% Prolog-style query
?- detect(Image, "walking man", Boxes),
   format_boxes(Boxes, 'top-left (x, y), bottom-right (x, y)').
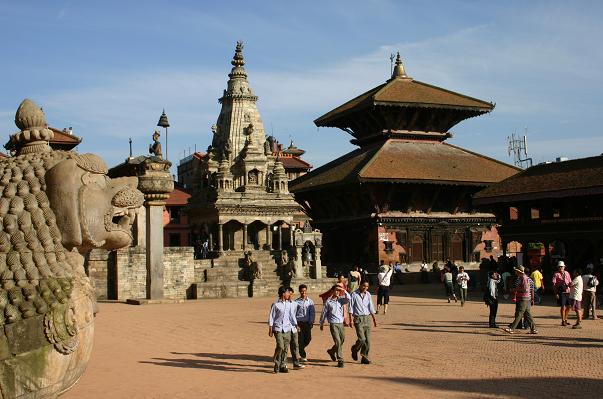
top-left (294, 284), bottom-right (315, 362)
top-left (268, 286), bottom-right (297, 373)
top-left (320, 284), bottom-right (350, 368)
top-left (504, 265), bottom-right (537, 334)
top-left (376, 264), bottom-right (394, 314)
top-left (456, 266), bottom-right (470, 306)
top-left (286, 287), bottom-right (305, 369)
top-left (350, 280), bottom-right (378, 364)
top-left (569, 268), bottom-right (584, 329)
top-left (552, 261), bottom-right (572, 326)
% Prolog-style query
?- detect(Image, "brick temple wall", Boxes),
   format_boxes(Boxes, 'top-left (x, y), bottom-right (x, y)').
top-left (87, 246), bottom-right (196, 301)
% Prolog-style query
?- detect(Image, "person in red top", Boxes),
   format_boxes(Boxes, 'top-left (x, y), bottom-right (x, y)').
top-left (552, 261), bottom-right (572, 326)
top-left (503, 265), bottom-right (537, 334)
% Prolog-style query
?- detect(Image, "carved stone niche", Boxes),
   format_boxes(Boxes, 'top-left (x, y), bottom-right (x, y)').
top-left (0, 99), bottom-right (144, 399)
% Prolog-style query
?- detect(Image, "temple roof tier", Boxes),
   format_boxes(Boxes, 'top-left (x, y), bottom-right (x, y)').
top-left (314, 60), bottom-right (494, 140)
top-left (289, 138), bottom-right (519, 193)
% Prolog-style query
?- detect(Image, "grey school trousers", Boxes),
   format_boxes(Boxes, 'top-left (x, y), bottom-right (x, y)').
top-left (329, 323), bottom-right (345, 360)
top-left (353, 315), bottom-right (371, 359)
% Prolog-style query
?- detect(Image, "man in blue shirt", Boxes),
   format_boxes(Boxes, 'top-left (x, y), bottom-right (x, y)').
top-left (294, 284), bottom-right (315, 363)
top-left (286, 287), bottom-right (305, 369)
top-left (320, 284), bottom-right (350, 368)
top-left (350, 280), bottom-right (378, 364)
top-left (268, 286), bottom-right (298, 373)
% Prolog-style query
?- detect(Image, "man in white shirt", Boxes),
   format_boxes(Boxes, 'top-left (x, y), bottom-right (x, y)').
top-left (456, 266), bottom-right (470, 307)
top-left (570, 268), bottom-right (584, 329)
top-left (376, 264), bottom-right (394, 314)
top-left (350, 281), bottom-right (377, 364)
top-left (582, 265), bottom-right (599, 320)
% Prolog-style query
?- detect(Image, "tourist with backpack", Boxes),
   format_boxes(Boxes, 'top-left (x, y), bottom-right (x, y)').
top-left (553, 261), bottom-right (572, 326)
top-left (503, 265), bottom-right (537, 334)
top-left (581, 265), bottom-right (599, 320)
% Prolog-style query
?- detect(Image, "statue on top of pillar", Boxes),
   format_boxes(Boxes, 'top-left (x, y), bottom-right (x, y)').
top-left (149, 130), bottom-right (163, 159)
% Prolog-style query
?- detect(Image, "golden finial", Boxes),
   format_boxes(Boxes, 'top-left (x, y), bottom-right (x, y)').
top-left (391, 52), bottom-right (408, 78)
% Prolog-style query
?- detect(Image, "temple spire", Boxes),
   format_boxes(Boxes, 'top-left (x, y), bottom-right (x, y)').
top-left (391, 52), bottom-right (408, 79)
top-left (231, 41), bottom-right (245, 67)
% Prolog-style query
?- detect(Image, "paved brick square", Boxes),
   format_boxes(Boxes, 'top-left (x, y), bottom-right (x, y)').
top-left (63, 285), bottom-right (603, 398)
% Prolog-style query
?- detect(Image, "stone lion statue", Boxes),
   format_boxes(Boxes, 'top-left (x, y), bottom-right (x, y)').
top-left (0, 99), bottom-right (144, 398)
top-left (243, 250), bottom-right (262, 280)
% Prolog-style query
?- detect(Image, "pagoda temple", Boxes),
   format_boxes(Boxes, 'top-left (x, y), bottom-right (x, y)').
top-left (289, 54), bottom-right (519, 271)
top-left (187, 43), bottom-right (328, 297)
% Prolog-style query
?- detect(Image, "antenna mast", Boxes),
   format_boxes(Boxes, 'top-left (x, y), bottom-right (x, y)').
top-left (507, 127), bottom-right (533, 168)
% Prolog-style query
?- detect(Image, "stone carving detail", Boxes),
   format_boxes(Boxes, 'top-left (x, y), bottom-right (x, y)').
top-left (0, 99), bottom-right (145, 399)
top-left (244, 251), bottom-right (262, 280)
top-left (43, 303), bottom-right (79, 354)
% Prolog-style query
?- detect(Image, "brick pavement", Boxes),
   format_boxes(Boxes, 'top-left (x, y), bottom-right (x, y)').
top-left (62, 284), bottom-right (603, 399)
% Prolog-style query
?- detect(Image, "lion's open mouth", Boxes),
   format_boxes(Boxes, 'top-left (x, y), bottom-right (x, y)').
top-left (105, 208), bottom-right (137, 237)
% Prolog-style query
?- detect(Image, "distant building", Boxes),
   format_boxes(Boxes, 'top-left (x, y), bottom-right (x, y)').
top-left (4, 126), bottom-right (81, 153)
top-left (290, 54), bottom-right (519, 271)
top-left (163, 184), bottom-right (192, 247)
top-left (474, 154), bottom-right (603, 273)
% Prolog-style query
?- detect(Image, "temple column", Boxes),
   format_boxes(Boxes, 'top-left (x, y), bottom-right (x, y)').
top-left (277, 225), bottom-right (283, 251)
top-left (295, 245), bottom-right (303, 277)
top-left (209, 232), bottom-right (213, 252)
top-left (137, 158), bottom-right (173, 301)
top-left (314, 246), bottom-right (323, 279)
top-left (242, 223), bottom-right (248, 251)
top-left (218, 223), bottom-right (224, 254)
top-left (289, 226), bottom-right (295, 249)
top-left (264, 224), bottom-right (271, 250)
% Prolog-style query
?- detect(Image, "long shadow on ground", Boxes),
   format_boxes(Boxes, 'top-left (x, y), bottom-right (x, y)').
top-left (362, 376), bottom-right (603, 398)
top-left (140, 352), bottom-right (333, 373)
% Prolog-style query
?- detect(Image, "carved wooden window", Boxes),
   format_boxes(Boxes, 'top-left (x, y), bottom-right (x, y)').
top-left (509, 207), bottom-right (518, 220)
top-left (451, 235), bottom-right (463, 261)
top-left (383, 240), bottom-right (394, 253)
top-left (530, 208), bottom-right (540, 220)
top-left (484, 240), bottom-right (493, 253)
top-left (411, 235), bottom-right (423, 263)
top-left (431, 234), bottom-right (443, 261)
top-left (553, 208), bottom-right (560, 218)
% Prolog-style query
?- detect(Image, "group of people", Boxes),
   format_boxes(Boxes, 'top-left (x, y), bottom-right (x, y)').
top-left (440, 260), bottom-right (471, 306)
top-left (268, 276), bottom-right (380, 372)
top-left (484, 260), bottom-right (599, 333)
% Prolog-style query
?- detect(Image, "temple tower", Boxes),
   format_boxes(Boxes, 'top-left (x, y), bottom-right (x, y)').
top-left (187, 43), bottom-right (328, 297)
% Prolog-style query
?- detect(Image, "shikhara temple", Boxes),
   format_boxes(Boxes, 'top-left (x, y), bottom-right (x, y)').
top-left (186, 42), bottom-right (331, 297)
top-left (289, 54), bottom-right (519, 271)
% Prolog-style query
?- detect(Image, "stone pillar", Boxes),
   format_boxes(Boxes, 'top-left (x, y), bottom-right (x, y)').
top-left (289, 226), bottom-right (295, 249)
top-left (137, 158), bottom-right (173, 300)
top-left (264, 224), bottom-right (271, 250)
top-left (243, 223), bottom-right (248, 251)
top-left (314, 246), bottom-right (323, 279)
top-left (277, 225), bottom-right (282, 251)
top-left (295, 246), bottom-right (303, 277)
top-left (209, 232), bottom-right (213, 252)
top-left (218, 223), bottom-right (224, 254)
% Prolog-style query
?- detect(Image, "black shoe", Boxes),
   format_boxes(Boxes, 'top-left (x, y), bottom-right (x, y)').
top-left (337, 360), bottom-right (344, 368)
top-left (327, 349), bottom-right (336, 361)
top-left (279, 367), bottom-right (289, 373)
top-left (351, 345), bottom-right (358, 361)
top-left (361, 357), bottom-right (371, 365)
top-left (273, 364), bottom-right (279, 374)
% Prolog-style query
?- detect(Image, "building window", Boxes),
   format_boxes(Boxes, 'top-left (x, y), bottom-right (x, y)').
top-left (484, 240), bottom-right (493, 253)
top-left (553, 208), bottom-right (560, 218)
top-left (530, 208), bottom-right (540, 220)
top-left (509, 207), bottom-right (518, 220)
top-left (170, 207), bottom-right (180, 223)
top-left (383, 240), bottom-right (394, 253)
top-left (169, 233), bottom-right (181, 247)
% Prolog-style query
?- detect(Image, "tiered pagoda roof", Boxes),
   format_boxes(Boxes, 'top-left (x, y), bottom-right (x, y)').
top-left (314, 53), bottom-right (494, 143)
top-left (290, 53), bottom-right (517, 193)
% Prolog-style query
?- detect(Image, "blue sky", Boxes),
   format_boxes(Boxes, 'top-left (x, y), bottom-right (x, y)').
top-left (1, 1), bottom-right (602, 173)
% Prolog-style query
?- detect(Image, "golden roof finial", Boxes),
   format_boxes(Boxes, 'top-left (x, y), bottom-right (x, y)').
top-left (231, 41), bottom-right (245, 67)
top-left (391, 52), bottom-right (408, 79)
